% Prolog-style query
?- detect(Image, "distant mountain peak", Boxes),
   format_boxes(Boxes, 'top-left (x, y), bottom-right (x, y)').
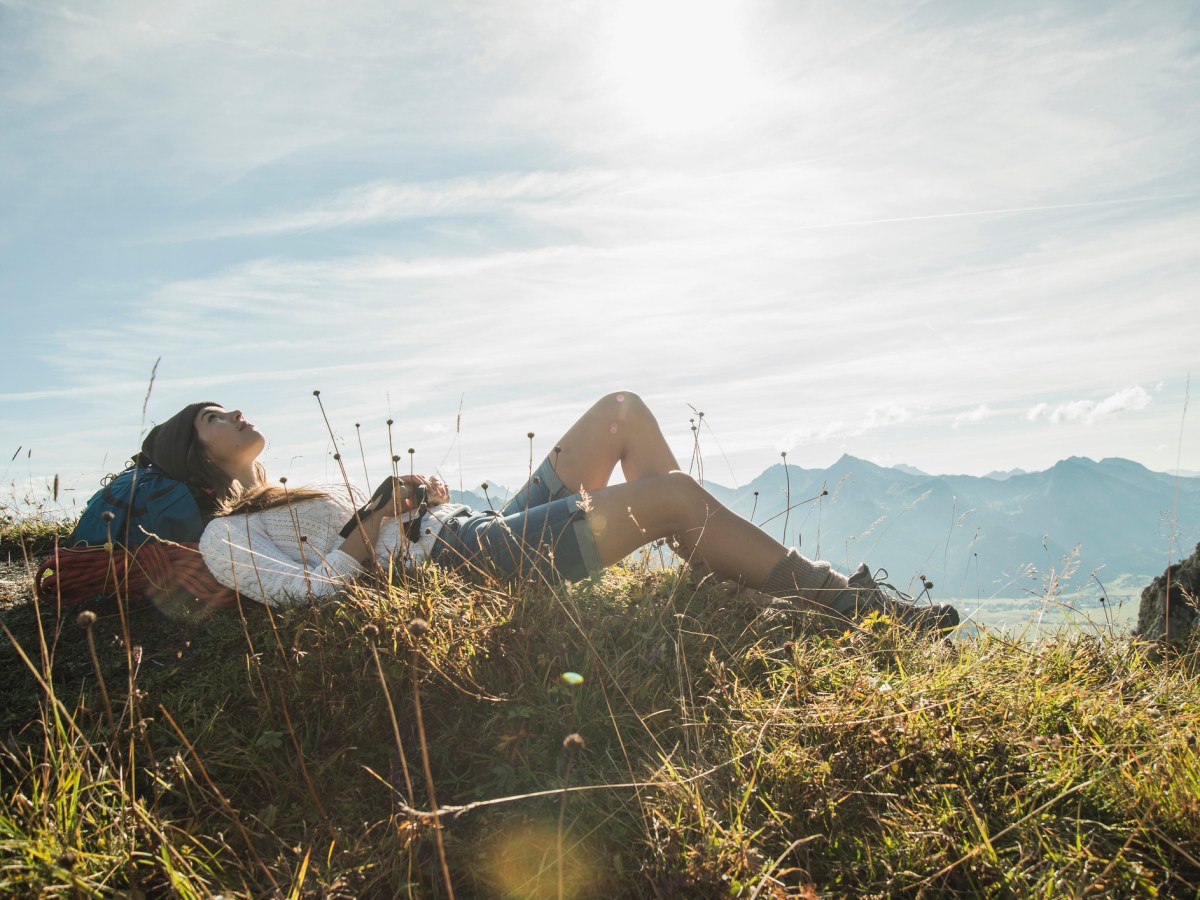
top-left (1049, 456), bottom-right (1096, 473)
top-left (830, 452), bottom-right (877, 470)
top-left (983, 467), bottom-right (1029, 481)
top-left (1098, 457), bottom-right (1151, 473)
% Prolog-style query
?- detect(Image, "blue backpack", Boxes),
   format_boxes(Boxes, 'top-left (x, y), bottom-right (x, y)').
top-left (69, 465), bottom-right (205, 548)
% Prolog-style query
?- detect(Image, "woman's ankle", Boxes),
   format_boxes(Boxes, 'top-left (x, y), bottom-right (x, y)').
top-left (761, 549), bottom-right (849, 600)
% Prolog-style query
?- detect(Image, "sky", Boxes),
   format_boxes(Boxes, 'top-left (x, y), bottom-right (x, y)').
top-left (1, 0), bottom-right (1197, 515)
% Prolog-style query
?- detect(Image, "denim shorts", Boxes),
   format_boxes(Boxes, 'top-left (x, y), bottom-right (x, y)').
top-left (430, 457), bottom-right (602, 584)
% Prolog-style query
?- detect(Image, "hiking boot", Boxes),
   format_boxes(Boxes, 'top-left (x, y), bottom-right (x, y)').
top-left (840, 564), bottom-right (960, 636)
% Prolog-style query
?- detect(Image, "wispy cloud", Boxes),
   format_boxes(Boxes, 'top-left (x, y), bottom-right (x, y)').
top-left (1027, 387), bottom-right (1153, 425)
top-left (187, 171), bottom-right (624, 239)
top-left (776, 403), bottom-right (915, 452)
top-left (954, 405), bottom-right (993, 427)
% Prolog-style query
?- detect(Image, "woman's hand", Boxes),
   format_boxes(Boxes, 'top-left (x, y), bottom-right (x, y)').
top-left (338, 475), bottom-right (447, 567)
top-left (400, 474), bottom-right (450, 507)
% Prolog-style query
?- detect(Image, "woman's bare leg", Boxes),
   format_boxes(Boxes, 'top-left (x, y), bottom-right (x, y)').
top-left (548, 400), bottom-right (956, 630)
top-left (546, 394), bottom-right (794, 587)
top-left (583, 472), bottom-right (787, 588)
top-left (546, 391), bottom-right (681, 494)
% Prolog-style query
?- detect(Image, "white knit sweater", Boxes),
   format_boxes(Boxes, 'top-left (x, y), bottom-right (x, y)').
top-left (199, 492), bottom-right (469, 607)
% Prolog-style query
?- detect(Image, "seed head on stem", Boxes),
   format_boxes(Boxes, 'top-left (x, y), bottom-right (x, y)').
top-left (562, 733), bottom-right (586, 755)
top-left (78, 609), bottom-right (115, 739)
top-left (408, 617), bottom-right (431, 638)
top-left (405, 616), bottom-right (453, 897)
top-left (558, 731), bottom-right (587, 899)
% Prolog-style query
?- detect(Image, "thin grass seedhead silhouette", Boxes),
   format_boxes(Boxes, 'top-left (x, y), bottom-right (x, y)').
top-left (355, 422), bottom-right (370, 485)
top-left (558, 732), bottom-right (586, 900)
top-left (687, 410), bottom-right (705, 486)
top-left (781, 451), bottom-right (790, 547)
top-left (77, 610), bottom-right (115, 739)
top-left (407, 616), bottom-right (455, 899)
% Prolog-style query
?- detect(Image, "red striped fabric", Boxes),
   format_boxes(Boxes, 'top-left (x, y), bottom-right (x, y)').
top-left (34, 542), bottom-right (238, 609)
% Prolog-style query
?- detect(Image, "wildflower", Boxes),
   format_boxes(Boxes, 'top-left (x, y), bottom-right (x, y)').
top-left (562, 733), bottom-right (586, 755)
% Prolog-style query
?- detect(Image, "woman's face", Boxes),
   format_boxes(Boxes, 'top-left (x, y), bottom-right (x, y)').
top-left (194, 405), bottom-right (265, 472)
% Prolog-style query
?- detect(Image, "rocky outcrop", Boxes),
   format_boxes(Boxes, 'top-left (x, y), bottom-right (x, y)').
top-left (1136, 543), bottom-right (1200, 643)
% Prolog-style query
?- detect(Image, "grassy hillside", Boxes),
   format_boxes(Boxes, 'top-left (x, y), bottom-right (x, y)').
top-left (1, 531), bottom-right (1198, 897)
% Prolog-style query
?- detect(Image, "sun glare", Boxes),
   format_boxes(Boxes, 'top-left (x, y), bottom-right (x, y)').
top-left (606, 0), bottom-right (756, 135)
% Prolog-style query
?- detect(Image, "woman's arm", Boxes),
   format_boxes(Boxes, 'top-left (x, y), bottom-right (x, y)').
top-left (199, 498), bottom-right (385, 606)
top-left (335, 507), bottom-right (390, 567)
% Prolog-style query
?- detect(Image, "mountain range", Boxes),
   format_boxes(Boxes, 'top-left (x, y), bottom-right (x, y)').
top-left (452, 456), bottom-right (1199, 601)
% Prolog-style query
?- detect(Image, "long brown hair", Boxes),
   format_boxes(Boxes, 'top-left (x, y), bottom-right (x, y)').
top-left (214, 483), bottom-right (332, 517)
top-left (183, 445), bottom-right (269, 516)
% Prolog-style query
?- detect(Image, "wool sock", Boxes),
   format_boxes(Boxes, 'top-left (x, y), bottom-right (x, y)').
top-left (761, 549), bottom-right (852, 613)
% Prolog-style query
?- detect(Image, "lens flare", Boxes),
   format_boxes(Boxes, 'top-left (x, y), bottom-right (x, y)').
top-left (479, 821), bottom-right (602, 899)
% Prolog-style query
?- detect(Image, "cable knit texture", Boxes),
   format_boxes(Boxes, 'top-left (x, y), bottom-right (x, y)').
top-left (199, 492), bottom-right (469, 607)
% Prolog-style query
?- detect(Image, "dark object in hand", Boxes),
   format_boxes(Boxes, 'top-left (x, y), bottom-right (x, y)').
top-left (340, 479), bottom-right (428, 538)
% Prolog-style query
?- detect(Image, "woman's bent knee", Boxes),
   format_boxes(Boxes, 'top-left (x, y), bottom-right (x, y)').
top-left (595, 390), bottom-right (651, 426)
top-left (598, 390), bottom-right (644, 410)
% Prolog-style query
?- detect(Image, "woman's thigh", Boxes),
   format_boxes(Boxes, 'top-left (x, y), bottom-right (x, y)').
top-left (432, 495), bottom-right (602, 583)
top-left (503, 392), bottom-right (679, 504)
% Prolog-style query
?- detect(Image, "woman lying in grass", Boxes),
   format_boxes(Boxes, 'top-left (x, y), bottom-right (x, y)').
top-left (180, 392), bottom-right (958, 632)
